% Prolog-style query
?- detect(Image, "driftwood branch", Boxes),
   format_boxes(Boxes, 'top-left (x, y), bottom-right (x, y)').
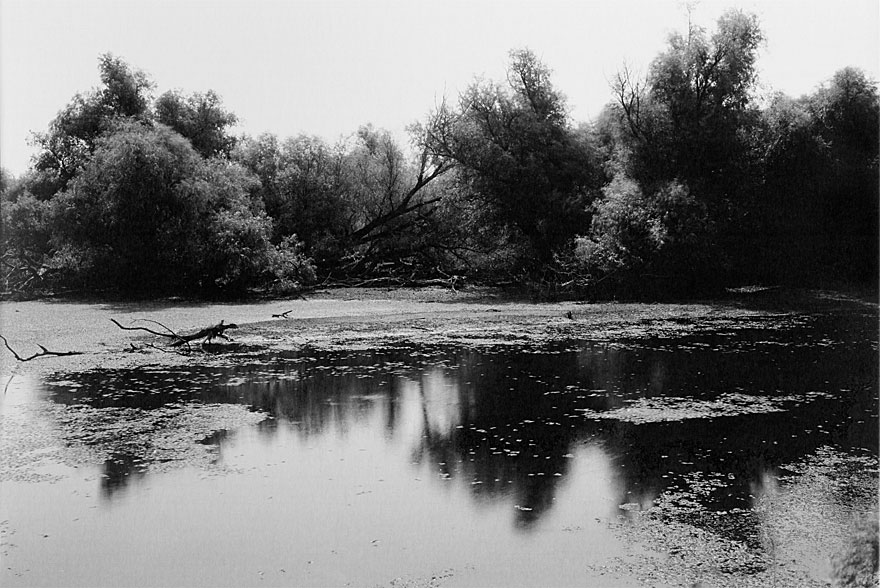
top-left (0, 334), bottom-right (82, 362)
top-left (272, 310), bottom-right (293, 319)
top-left (170, 320), bottom-right (238, 346)
top-left (110, 318), bottom-right (182, 341)
top-left (111, 318), bottom-right (238, 348)
top-left (133, 319), bottom-right (181, 337)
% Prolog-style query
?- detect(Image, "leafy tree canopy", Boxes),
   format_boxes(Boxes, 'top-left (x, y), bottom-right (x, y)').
top-left (424, 48), bottom-right (603, 266)
top-left (30, 54), bottom-right (155, 197)
top-left (156, 89), bottom-right (239, 158)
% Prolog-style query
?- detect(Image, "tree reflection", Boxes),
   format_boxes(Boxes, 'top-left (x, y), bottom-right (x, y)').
top-left (44, 318), bottom-right (878, 536)
top-left (99, 453), bottom-right (147, 498)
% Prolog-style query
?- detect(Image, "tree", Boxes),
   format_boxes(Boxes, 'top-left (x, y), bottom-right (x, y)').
top-left (49, 122), bottom-right (207, 291)
top-left (749, 68), bottom-right (879, 283)
top-left (611, 9), bottom-right (763, 193)
top-left (340, 124), bottom-right (452, 274)
top-left (49, 122), bottom-right (313, 294)
top-left (750, 93), bottom-right (830, 280)
top-left (795, 69), bottom-right (877, 281)
top-left (0, 168), bottom-right (13, 195)
top-left (234, 132), bottom-right (350, 267)
top-left (30, 53), bottom-right (154, 197)
top-left (5, 53), bottom-right (320, 296)
top-left (97, 53), bottom-right (153, 119)
top-left (423, 49), bottom-right (602, 269)
top-left (235, 124), bottom-right (453, 278)
top-left (568, 175), bottom-right (709, 296)
top-left (810, 67), bottom-right (880, 159)
top-left (599, 10), bottom-right (765, 289)
top-left (156, 89), bottom-right (239, 158)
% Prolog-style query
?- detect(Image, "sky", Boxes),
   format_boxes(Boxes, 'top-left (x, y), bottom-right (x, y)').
top-left (1, 0), bottom-right (878, 176)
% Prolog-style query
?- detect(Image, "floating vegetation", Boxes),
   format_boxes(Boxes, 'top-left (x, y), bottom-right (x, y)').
top-left (595, 514), bottom-right (820, 588)
top-left (0, 399), bottom-right (267, 483)
top-left (594, 446), bottom-right (879, 588)
top-left (249, 306), bottom-right (819, 355)
top-left (576, 391), bottom-right (836, 424)
top-left (755, 447), bottom-right (879, 587)
top-left (51, 401), bottom-right (267, 471)
top-left (0, 402), bottom-right (101, 483)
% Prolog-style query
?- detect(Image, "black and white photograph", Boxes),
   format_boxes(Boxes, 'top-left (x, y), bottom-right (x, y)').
top-left (1, 1), bottom-right (877, 586)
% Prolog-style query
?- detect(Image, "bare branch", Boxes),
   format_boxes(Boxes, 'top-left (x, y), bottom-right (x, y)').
top-left (133, 318), bottom-right (181, 338)
top-left (110, 318), bottom-right (182, 341)
top-left (170, 320), bottom-right (239, 347)
top-left (111, 317), bottom-right (237, 348)
top-left (0, 334), bottom-right (82, 362)
top-left (612, 64), bottom-right (648, 139)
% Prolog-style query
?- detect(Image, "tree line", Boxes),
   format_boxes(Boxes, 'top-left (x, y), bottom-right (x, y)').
top-left (2, 10), bottom-right (877, 298)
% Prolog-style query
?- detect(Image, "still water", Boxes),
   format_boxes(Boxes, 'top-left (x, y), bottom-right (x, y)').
top-left (2, 308), bottom-right (877, 586)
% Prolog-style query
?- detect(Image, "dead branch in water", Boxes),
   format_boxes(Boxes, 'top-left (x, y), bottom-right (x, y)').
top-left (170, 320), bottom-right (238, 346)
top-left (111, 318), bottom-right (238, 349)
top-left (0, 334), bottom-right (82, 362)
top-left (110, 318), bottom-right (183, 342)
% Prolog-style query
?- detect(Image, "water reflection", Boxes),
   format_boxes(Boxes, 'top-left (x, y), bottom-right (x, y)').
top-left (100, 453), bottom-right (147, 497)
top-left (44, 311), bottom-right (878, 537)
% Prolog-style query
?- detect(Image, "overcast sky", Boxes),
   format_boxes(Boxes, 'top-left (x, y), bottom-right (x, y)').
top-left (1, 0), bottom-right (877, 176)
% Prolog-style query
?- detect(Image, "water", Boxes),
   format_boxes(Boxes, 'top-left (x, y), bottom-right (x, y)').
top-left (1, 309), bottom-right (877, 586)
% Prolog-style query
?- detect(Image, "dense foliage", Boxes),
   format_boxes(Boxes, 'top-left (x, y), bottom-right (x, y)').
top-left (2, 10), bottom-right (877, 298)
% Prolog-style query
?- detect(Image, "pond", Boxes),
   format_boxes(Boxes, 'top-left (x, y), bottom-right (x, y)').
top-left (1, 307), bottom-right (877, 587)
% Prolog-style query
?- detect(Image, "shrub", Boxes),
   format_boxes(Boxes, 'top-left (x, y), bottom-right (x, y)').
top-left (43, 122), bottom-right (315, 295)
top-left (566, 176), bottom-right (711, 297)
top-left (267, 235), bottom-right (317, 294)
top-left (0, 192), bottom-right (53, 292)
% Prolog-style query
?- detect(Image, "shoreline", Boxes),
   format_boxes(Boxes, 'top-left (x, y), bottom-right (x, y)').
top-left (1, 286), bottom-right (875, 379)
